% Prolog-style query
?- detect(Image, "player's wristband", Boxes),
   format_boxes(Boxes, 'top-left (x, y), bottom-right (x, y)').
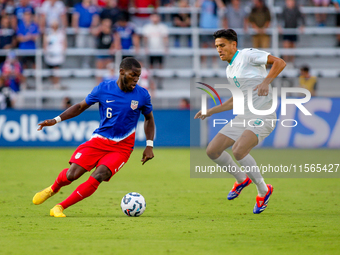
top-left (54, 116), bottom-right (62, 123)
top-left (146, 140), bottom-right (154, 147)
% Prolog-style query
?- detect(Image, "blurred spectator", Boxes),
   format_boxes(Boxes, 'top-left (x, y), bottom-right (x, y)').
top-left (0, 15), bottom-right (16, 63)
top-left (14, 0), bottom-right (35, 28)
top-left (142, 13), bottom-right (168, 69)
top-left (73, 0), bottom-right (100, 68)
top-left (279, 0), bottom-right (304, 66)
top-left (299, 65), bottom-right (317, 97)
top-left (0, 77), bottom-right (12, 109)
top-left (4, 0), bottom-right (15, 16)
top-left (43, 20), bottom-right (67, 89)
top-left (62, 96), bottom-right (72, 109)
top-left (0, 51), bottom-right (24, 107)
top-left (31, 0), bottom-right (44, 8)
top-left (99, 0), bottom-right (121, 26)
top-left (223, 0), bottom-right (248, 49)
top-left (17, 10), bottom-right (39, 68)
top-left (132, 0), bottom-right (160, 28)
top-left (248, 0), bottom-right (271, 48)
top-left (92, 18), bottom-right (116, 83)
top-left (96, 0), bottom-right (107, 7)
top-left (73, 0), bottom-right (99, 31)
top-left (0, 0), bottom-right (6, 16)
top-left (4, 0), bottom-right (16, 28)
top-left (334, 0), bottom-right (340, 46)
top-left (179, 98), bottom-right (190, 109)
top-left (172, 0), bottom-right (191, 47)
top-left (39, 0), bottom-right (67, 32)
top-left (63, 0), bottom-right (77, 27)
top-left (161, 0), bottom-right (175, 6)
top-left (197, 0), bottom-right (224, 29)
top-left (114, 12), bottom-right (140, 55)
top-left (196, 0), bottom-right (225, 68)
top-left (313, 0), bottom-right (330, 26)
top-left (139, 61), bottom-right (155, 96)
top-left (117, 0), bottom-right (130, 10)
top-left (102, 62), bottom-right (118, 81)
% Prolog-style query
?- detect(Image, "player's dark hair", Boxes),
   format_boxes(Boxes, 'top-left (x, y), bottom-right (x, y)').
top-left (213, 29), bottom-right (238, 45)
top-left (120, 57), bottom-right (141, 70)
top-left (301, 65), bottom-right (309, 72)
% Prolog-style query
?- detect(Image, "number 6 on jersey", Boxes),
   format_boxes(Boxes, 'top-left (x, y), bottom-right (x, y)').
top-left (106, 107), bottom-right (112, 118)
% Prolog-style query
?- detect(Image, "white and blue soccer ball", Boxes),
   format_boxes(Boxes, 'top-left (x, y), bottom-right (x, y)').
top-left (120, 192), bottom-right (146, 217)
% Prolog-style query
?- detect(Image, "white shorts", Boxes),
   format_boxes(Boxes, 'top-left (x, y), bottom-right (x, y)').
top-left (219, 112), bottom-right (277, 143)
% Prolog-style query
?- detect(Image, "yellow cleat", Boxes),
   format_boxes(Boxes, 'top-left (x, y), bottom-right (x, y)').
top-left (32, 185), bottom-right (56, 205)
top-left (50, 205), bottom-right (66, 217)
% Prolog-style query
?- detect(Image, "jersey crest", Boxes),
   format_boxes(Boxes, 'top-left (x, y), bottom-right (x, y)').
top-left (131, 100), bottom-right (139, 110)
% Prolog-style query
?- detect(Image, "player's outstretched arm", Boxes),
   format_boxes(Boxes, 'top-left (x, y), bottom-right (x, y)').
top-left (37, 100), bottom-right (91, 131)
top-left (254, 55), bottom-right (286, 96)
top-left (141, 112), bottom-right (155, 165)
top-left (194, 97), bottom-right (233, 120)
top-left (265, 55), bottom-right (286, 82)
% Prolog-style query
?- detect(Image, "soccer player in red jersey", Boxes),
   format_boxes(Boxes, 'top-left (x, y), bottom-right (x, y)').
top-left (33, 57), bottom-right (155, 217)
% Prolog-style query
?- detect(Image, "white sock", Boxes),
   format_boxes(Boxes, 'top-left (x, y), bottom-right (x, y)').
top-left (237, 154), bottom-right (268, 197)
top-left (212, 151), bottom-right (247, 183)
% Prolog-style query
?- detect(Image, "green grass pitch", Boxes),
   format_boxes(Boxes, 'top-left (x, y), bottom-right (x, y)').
top-left (0, 148), bottom-right (339, 255)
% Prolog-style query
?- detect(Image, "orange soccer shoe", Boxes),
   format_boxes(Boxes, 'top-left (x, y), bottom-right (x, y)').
top-left (227, 177), bottom-right (252, 200)
top-left (253, 184), bottom-right (274, 214)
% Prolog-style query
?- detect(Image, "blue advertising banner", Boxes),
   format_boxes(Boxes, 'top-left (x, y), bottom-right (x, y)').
top-left (0, 110), bottom-right (190, 147)
top-left (208, 97), bottom-right (340, 148)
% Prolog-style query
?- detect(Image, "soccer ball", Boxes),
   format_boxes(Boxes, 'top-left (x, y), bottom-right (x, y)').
top-left (120, 192), bottom-right (146, 217)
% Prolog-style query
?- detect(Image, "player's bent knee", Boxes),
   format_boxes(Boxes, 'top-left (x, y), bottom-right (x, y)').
top-left (232, 149), bottom-right (246, 161)
top-left (91, 166), bottom-right (112, 183)
top-left (233, 152), bottom-right (244, 161)
top-left (206, 146), bottom-right (221, 160)
top-left (66, 171), bottom-right (75, 181)
top-left (232, 145), bottom-right (246, 161)
top-left (66, 164), bottom-right (87, 181)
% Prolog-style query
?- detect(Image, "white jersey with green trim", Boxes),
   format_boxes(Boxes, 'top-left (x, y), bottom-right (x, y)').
top-left (226, 48), bottom-right (273, 117)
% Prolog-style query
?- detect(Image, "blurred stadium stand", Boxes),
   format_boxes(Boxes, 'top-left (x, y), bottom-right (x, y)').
top-left (1, 4), bottom-right (340, 109)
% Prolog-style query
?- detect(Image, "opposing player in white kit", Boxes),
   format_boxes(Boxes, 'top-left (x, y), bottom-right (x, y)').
top-left (195, 29), bottom-right (286, 214)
